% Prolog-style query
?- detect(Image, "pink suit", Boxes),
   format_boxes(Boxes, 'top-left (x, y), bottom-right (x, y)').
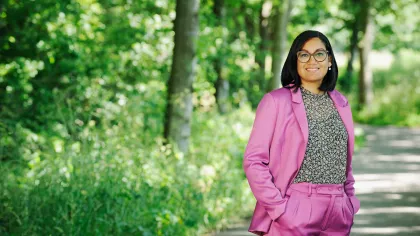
top-left (243, 87), bottom-right (360, 235)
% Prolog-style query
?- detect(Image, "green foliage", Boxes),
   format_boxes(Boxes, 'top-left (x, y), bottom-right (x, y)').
top-left (0, 80), bottom-right (255, 235)
top-left (355, 50), bottom-right (420, 126)
top-left (373, 0), bottom-right (420, 52)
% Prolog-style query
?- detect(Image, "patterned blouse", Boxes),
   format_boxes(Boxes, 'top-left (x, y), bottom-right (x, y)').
top-left (293, 86), bottom-right (348, 184)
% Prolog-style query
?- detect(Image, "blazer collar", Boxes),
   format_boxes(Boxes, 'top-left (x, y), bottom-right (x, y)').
top-left (328, 90), bottom-right (348, 107)
top-left (290, 87), bottom-right (348, 107)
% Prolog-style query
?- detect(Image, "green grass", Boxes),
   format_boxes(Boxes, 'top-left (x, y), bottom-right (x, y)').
top-left (0, 83), bottom-right (255, 235)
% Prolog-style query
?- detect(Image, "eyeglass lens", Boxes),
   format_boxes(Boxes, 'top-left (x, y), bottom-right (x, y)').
top-left (297, 50), bottom-right (327, 62)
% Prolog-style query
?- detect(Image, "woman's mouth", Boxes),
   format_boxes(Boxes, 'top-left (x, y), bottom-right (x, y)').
top-left (306, 68), bottom-right (319, 72)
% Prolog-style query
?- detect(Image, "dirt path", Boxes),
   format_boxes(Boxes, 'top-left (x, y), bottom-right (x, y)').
top-left (212, 125), bottom-right (420, 236)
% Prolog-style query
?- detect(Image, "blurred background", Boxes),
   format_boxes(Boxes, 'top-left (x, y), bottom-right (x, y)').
top-left (0, 0), bottom-right (419, 235)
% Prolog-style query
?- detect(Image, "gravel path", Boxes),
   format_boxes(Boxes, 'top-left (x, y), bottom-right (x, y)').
top-left (212, 125), bottom-right (420, 236)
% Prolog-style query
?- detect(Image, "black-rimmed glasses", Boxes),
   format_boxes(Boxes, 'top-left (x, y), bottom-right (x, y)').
top-left (297, 50), bottom-right (329, 63)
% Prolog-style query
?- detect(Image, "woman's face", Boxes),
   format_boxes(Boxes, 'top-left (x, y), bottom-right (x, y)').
top-left (297, 37), bottom-right (332, 85)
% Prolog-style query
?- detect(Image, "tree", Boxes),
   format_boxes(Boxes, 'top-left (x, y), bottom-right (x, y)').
top-left (213, 0), bottom-right (229, 114)
top-left (358, 0), bottom-right (374, 110)
top-left (267, 0), bottom-right (293, 92)
top-left (255, 0), bottom-right (272, 93)
top-left (164, 0), bottom-right (200, 154)
top-left (338, 0), bottom-right (361, 93)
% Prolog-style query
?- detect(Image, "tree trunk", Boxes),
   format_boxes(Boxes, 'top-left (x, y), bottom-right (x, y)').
top-left (341, 2), bottom-right (360, 93)
top-left (254, 0), bottom-right (271, 93)
top-left (267, 0), bottom-right (293, 92)
top-left (242, 2), bottom-right (255, 43)
top-left (213, 0), bottom-right (229, 114)
top-left (164, 0), bottom-right (200, 154)
top-left (358, 0), bottom-right (374, 110)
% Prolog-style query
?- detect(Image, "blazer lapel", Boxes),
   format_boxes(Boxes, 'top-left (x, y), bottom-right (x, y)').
top-left (291, 88), bottom-right (309, 144)
top-left (328, 90), bottom-right (355, 165)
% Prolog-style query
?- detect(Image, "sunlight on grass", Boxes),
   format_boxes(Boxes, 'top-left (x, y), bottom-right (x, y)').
top-left (358, 207), bottom-right (420, 215)
top-left (352, 226), bottom-right (420, 234)
top-left (355, 173), bottom-right (420, 194)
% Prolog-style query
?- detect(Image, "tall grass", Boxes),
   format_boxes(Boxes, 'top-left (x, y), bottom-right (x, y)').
top-left (0, 80), bottom-right (255, 235)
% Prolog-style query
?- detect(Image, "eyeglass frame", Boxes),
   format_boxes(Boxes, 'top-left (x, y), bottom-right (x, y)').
top-left (296, 49), bottom-right (329, 63)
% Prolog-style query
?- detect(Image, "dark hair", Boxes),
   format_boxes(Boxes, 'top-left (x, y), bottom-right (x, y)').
top-left (281, 30), bottom-right (338, 92)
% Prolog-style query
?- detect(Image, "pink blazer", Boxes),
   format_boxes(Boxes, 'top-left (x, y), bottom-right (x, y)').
top-left (243, 86), bottom-right (361, 234)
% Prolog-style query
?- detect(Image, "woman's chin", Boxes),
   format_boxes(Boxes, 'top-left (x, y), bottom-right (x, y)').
top-left (300, 77), bottom-right (324, 84)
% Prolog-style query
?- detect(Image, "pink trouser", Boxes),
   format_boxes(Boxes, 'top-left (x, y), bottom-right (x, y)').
top-left (266, 182), bottom-right (354, 236)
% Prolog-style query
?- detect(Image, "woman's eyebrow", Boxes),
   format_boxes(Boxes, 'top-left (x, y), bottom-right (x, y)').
top-left (300, 48), bottom-right (326, 52)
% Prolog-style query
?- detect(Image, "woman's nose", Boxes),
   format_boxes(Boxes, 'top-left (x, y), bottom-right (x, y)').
top-left (307, 55), bottom-right (317, 63)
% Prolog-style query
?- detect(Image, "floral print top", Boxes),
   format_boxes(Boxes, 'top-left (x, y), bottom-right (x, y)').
top-left (293, 86), bottom-right (348, 184)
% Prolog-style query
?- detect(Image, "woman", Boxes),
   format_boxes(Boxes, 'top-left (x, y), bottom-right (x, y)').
top-left (243, 30), bottom-right (360, 235)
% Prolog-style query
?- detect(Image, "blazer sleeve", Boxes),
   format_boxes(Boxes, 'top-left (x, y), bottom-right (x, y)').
top-left (243, 93), bottom-right (288, 222)
top-left (344, 104), bottom-right (361, 214)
